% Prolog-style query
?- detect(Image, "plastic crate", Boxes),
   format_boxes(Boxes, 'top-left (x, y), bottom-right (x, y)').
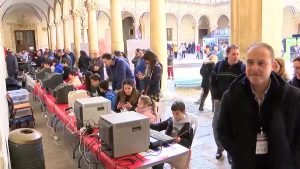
top-left (7, 89), bottom-right (30, 104)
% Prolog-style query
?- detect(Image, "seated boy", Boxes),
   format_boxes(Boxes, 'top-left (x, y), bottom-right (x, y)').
top-left (99, 80), bottom-right (116, 110)
top-left (68, 69), bottom-right (82, 87)
top-left (150, 101), bottom-right (194, 169)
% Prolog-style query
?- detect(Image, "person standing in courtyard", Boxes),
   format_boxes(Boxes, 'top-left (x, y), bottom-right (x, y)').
top-left (217, 43), bottom-right (300, 169)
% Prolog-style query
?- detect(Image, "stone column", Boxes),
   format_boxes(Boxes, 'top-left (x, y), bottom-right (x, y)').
top-left (86, 0), bottom-right (99, 56)
top-left (55, 20), bottom-right (64, 49)
top-left (134, 22), bottom-right (141, 40)
top-left (177, 22), bottom-right (181, 46)
top-left (231, 0), bottom-right (283, 58)
top-left (73, 9), bottom-right (82, 64)
top-left (110, 0), bottom-right (124, 52)
top-left (63, 16), bottom-right (71, 50)
top-left (49, 24), bottom-right (56, 50)
top-left (150, 0), bottom-right (168, 94)
top-left (194, 25), bottom-right (199, 45)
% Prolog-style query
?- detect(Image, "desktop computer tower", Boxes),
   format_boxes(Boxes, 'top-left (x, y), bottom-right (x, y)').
top-left (99, 111), bottom-right (150, 158)
top-left (74, 97), bottom-right (111, 129)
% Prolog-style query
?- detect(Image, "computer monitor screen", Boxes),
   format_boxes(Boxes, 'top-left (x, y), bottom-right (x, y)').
top-left (99, 112), bottom-right (150, 158)
top-left (74, 97), bottom-right (111, 129)
top-left (42, 73), bottom-right (63, 92)
top-left (36, 68), bottom-right (51, 80)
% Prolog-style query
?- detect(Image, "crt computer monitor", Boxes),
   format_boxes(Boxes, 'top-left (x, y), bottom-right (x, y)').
top-left (42, 73), bottom-right (63, 92)
top-left (53, 83), bottom-right (74, 104)
top-left (36, 67), bottom-right (51, 80)
top-left (74, 97), bottom-right (111, 129)
top-left (68, 90), bottom-right (90, 109)
top-left (99, 111), bottom-right (150, 158)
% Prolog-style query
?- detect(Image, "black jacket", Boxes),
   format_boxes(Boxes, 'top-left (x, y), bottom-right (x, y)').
top-left (6, 54), bottom-right (18, 78)
top-left (78, 55), bottom-right (91, 72)
top-left (150, 117), bottom-right (194, 149)
top-left (210, 58), bottom-right (245, 100)
top-left (200, 62), bottom-right (215, 89)
top-left (217, 73), bottom-right (300, 169)
top-left (144, 63), bottom-right (162, 96)
top-left (88, 57), bottom-right (104, 80)
top-left (289, 76), bottom-right (300, 89)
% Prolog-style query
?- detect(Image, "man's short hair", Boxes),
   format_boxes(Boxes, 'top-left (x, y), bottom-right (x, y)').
top-left (171, 101), bottom-right (185, 112)
top-left (102, 53), bottom-right (113, 60)
top-left (114, 51), bottom-right (121, 57)
top-left (205, 45), bottom-right (211, 49)
top-left (89, 73), bottom-right (101, 81)
top-left (293, 57), bottom-right (300, 62)
top-left (53, 59), bottom-right (59, 63)
top-left (99, 80), bottom-right (109, 90)
top-left (226, 45), bottom-right (239, 55)
top-left (61, 58), bottom-right (68, 64)
top-left (247, 43), bottom-right (275, 59)
top-left (56, 49), bottom-right (63, 54)
top-left (68, 69), bottom-right (77, 76)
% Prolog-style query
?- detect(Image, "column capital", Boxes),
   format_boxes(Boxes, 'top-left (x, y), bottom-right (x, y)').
top-left (49, 23), bottom-right (56, 29)
top-left (54, 19), bottom-right (62, 26)
top-left (86, 0), bottom-right (100, 11)
top-left (62, 15), bottom-right (71, 23)
top-left (73, 9), bottom-right (84, 18)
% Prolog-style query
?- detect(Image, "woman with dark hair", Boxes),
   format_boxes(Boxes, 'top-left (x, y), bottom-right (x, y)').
top-left (137, 50), bottom-right (162, 102)
top-left (77, 71), bottom-right (93, 92)
top-left (115, 78), bottom-right (140, 112)
top-left (78, 50), bottom-right (91, 73)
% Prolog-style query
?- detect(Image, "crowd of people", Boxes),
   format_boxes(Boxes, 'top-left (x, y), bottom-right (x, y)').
top-left (5, 41), bottom-right (300, 169)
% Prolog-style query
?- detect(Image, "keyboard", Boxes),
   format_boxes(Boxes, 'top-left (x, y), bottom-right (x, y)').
top-left (149, 129), bottom-right (174, 148)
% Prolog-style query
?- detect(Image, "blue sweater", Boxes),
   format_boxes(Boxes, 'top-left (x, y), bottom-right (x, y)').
top-left (107, 57), bottom-right (135, 90)
top-left (135, 58), bottom-right (146, 74)
top-left (103, 89), bottom-right (116, 110)
top-left (54, 63), bottom-right (64, 74)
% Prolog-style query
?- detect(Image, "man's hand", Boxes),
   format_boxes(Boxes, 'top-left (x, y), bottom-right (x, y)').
top-left (174, 136), bottom-right (181, 143)
top-left (136, 71), bottom-right (145, 80)
top-left (94, 66), bottom-right (100, 71)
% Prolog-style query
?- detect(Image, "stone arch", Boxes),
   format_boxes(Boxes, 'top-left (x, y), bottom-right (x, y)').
top-left (139, 12), bottom-right (150, 39)
top-left (122, 11), bottom-right (136, 23)
top-left (181, 14), bottom-right (196, 43)
top-left (62, 0), bottom-right (71, 17)
top-left (54, 0), bottom-right (62, 22)
top-left (198, 15), bottom-right (210, 40)
top-left (217, 15), bottom-right (230, 29)
top-left (166, 13), bottom-right (178, 43)
top-left (97, 10), bottom-right (111, 53)
top-left (282, 6), bottom-right (300, 38)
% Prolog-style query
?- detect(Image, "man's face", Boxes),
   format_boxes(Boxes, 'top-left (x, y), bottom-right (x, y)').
top-left (91, 79), bottom-right (100, 87)
top-left (103, 58), bottom-right (113, 67)
top-left (293, 61), bottom-right (300, 79)
top-left (204, 47), bottom-right (210, 54)
top-left (92, 52), bottom-right (98, 58)
top-left (227, 48), bottom-right (240, 65)
top-left (138, 51), bottom-right (144, 57)
top-left (57, 52), bottom-right (63, 57)
top-left (246, 47), bottom-right (273, 87)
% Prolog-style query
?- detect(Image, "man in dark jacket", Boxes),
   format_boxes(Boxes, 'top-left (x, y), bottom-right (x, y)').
top-left (289, 57), bottom-right (300, 89)
top-left (78, 50), bottom-right (91, 73)
top-left (217, 43), bottom-right (300, 169)
top-left (5, 51), bottom-right (18, 79)
top-left (64, 48), bottom-right (75, 67)
top-left (102, 53), bottom-right (134, 91)
top-left (88, 51), bottom-right (105, 81)
top-left (210, 45), bottom-right (245, 161)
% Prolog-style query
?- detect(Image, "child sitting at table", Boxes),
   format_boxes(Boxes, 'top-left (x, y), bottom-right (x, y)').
top-left (135, 95), bottom-right (157, 123)
top-left (99, 80), bottom-right (116, 110)
top-left (150, 101), bottom-right (194, 169)
top-left (68, 69), bottom-right (82, 88)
